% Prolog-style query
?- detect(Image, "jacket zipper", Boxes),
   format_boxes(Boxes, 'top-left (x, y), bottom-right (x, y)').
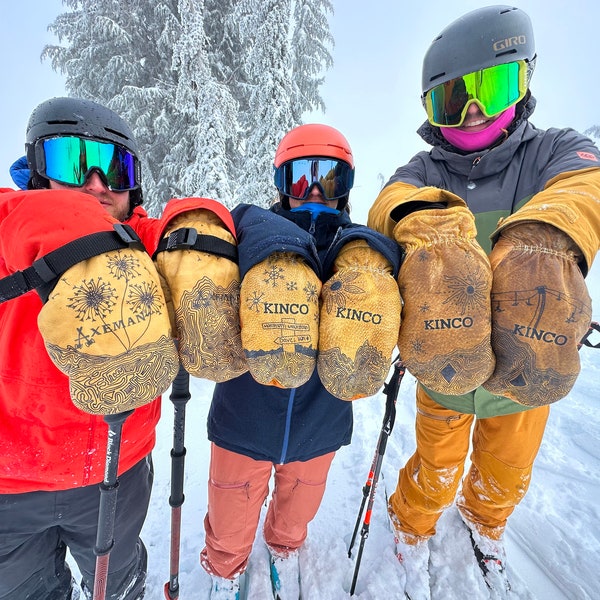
top-left (279, 388), bottom-right (296, 463)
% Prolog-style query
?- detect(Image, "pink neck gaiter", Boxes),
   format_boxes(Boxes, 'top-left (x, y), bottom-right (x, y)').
top-left (440, 105), bottom-right (516, 152)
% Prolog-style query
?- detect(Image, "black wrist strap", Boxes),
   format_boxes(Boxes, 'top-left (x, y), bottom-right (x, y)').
top-left (0, 224), bottom-right (142, 304)
top-left (391, 201), bottom-right (448, 223)
top-left (154, 227), bottom-right (238, 262)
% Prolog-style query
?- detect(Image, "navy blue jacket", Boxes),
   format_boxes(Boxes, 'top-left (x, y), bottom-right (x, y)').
top-left (207, 203), bottom-right (401, 463)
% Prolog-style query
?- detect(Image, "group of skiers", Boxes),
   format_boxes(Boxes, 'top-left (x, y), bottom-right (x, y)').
top-left (1, 5), bottom-right (599, 600)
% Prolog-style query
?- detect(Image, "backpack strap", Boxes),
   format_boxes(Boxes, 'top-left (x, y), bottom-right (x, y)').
top-left (0, 224), bottom-right (143, 304)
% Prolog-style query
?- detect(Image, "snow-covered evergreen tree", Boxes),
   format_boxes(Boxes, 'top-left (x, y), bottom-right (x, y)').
top-left (164, 0), bottom-right (239, 206)
top-left (233, 0), bottom-right (296, 207)
top-left (203, 0), bottom-right (250, 195)
top-left (43, 0), bottom-right (334, 214)
top-left (43, 0), bottom-right (182, 214)
top-left (585, 125), bottom-right (600, 147)
top-left (232, 0), bottom-right (334, 207)
top-left (290, 0), bottom-right (334, 122)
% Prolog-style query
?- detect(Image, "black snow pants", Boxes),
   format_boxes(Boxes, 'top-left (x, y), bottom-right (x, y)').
top-left (0, 455), bottom-right (153, 600)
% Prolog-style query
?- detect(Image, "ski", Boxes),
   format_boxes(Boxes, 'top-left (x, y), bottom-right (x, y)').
top-left (465, 522), bottom-right (511, 599)
top-left (269, 552), bottom-right (301, 600)
top-left (238, 571), bottom-right (249, 600)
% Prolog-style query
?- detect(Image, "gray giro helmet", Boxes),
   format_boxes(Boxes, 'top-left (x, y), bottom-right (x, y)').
top-left (25, 96), bottom-right (143, 211)
top-left (422, 5), bottom-right (536, 96)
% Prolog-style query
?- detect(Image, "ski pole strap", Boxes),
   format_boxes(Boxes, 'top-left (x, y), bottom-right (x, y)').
top-left (154, 227), bottom-right (238, 262)
top-left (0, 224), bottom-right (143, 304)
top-left (382, 359), bottom-right (405, 432)
top-left (579, 321), bottom-right (600, 349)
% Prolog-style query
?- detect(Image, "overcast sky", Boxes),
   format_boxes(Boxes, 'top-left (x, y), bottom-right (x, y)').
top-left (1, 1), bottom-right (599, 224)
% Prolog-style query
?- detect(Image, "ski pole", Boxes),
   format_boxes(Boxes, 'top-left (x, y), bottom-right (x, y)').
top-left (93, 409), bottom-right (134, 600)
top-left (164, 363), bottom-right (191, 600)
top-left (578, 320), bottom-right (599, 350)
top-left (348, 358), bottom-right (404, 558)
top-left (349, 358), bottom-right (405, 596)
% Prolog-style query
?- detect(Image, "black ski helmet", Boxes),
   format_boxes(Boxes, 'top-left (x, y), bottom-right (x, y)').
top-left (422, 5), bottom-right (536, 97)
top-left (25, 97), bottom-right (143, 212)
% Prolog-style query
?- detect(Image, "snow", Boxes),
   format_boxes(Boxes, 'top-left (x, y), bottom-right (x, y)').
top-left (68, 262), bottom-right (600, 599)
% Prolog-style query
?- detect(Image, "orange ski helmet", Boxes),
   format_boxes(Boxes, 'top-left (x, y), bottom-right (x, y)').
top-left (274, 123), bottom-right (354, 168)
top-left (274, 124), bottom-right (354, 210)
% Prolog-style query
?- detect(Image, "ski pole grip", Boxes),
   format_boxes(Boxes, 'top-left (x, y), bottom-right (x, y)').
top-left (170, 364), bottom-right (191, 402)
top-left (169, 447), bottom-right (186, 508)
top-left (103, 409), bottom-right (134, 429)
top-left (94, 409), bottom-right (133, 556)
top-left (95, 480), bottom-right (119, 556)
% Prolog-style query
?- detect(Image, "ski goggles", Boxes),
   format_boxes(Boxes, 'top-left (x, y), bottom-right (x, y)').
top-left (274, 157), bottom-right (354, 201)
top-left (34, 135), bottom-right (140, 191)
top-left (423, 60), bottom-right (531, 127)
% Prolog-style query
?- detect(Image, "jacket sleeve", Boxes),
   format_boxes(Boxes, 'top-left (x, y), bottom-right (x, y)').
top-left (128, 198), bottom-right (237, 256)
top-left (232, 203), bottom-right (320, 278)
top-left (492, 166), bottom-right (600, 275)
top-left (0, 189), bottom-right (118, 273)
top-left (492, 127), bottom-right (600, 274)
top-left (367, 149), bottom-right (465, 237)
top-left (367, 181), bottom-right (467, 238)
top-left (322, 224), bottom-right (403, 280)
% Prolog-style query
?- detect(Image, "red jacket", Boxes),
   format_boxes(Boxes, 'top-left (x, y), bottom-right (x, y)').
top-left (0, 190), bottom-right (234, 493)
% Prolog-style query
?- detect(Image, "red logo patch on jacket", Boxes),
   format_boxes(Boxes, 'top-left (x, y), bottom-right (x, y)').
top-left (576, 151), bottom-right (598, 161)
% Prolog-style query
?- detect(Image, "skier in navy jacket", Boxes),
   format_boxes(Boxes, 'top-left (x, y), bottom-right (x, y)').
top-left (200, 124), bottom-right (401, 600)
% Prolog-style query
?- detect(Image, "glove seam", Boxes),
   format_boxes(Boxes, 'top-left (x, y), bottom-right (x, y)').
top-left (504, 242), bottom-right (580, 262)
top-left (402, 235), bottom-right (476, 248)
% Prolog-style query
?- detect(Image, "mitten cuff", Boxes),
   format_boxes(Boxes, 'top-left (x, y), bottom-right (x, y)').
top-left (393, 205), bottom-right (478, 249)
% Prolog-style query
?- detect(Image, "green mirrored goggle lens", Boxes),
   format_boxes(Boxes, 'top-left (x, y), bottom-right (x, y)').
top-left (38, 136), bottom-right (138, 191)
top-left (425, 61), bottom-right (527, 127)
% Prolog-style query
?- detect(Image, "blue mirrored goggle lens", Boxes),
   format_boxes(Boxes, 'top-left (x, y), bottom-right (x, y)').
top-left (274, 158), bottom-right (354, 200)
top-left (39, 136), bottom-right (138, 191)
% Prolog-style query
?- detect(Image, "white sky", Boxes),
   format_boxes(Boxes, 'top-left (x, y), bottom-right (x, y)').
top-left (1, 1), bottom-right (599, 224)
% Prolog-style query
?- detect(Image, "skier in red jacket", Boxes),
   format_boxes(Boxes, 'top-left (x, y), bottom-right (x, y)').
top-left (0, 97), bottom-right (238, 600)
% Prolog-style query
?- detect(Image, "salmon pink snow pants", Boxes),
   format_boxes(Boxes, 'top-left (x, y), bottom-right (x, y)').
top-left (200, 443), bottom-right (334, 579)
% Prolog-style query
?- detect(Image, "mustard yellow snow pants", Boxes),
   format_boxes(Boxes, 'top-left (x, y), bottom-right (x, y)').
top-left (389, 385), bottom-right (550, 541)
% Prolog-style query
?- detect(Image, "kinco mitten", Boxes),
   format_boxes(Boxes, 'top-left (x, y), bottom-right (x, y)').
top-left (394, 205), bottom-right (494, 395)
top-left (154, 202), bottom-right (247, 383)
top-left (483, 222), bottom-right (592, 406)
top-left (240, 251), bottom-right (321, 388)
top-left (318, 240), bottom-right (401, 400)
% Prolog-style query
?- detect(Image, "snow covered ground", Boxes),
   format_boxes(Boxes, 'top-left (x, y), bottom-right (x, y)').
top-left (72, 260), bottom-right (600, 599)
